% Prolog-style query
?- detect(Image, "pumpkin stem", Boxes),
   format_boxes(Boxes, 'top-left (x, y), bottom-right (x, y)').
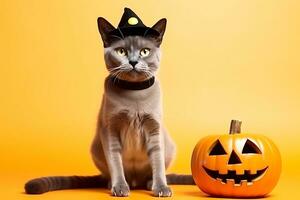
top-left (229, 120), bottom-right (242, 134)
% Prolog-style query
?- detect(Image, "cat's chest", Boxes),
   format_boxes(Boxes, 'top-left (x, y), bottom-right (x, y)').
top-left (120, 100), bottom-right (149, 112)
top-left (119, 111), bottom-right (148, 161)
top-left (119, 111), bottom-right (148, 140)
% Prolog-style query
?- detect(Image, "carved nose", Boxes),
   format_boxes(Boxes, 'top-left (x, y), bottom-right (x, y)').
top-left (228, 150), bottom-right (242, 164)
top-left (129, 61), bottom-right (138, 67)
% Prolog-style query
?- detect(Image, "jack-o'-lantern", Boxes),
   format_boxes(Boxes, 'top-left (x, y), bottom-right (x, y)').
top-left (191, 120), bottom-right (281, 197)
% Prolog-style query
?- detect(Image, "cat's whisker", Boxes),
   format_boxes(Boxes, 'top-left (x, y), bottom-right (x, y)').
top-left (143, 71), bottom-right (150, 78)
top-left (115, 71), bottom-right (125, 84)
top-left (142, 71), bottom-right (152, 80)
top-left (110, 70), bottom-right (121, 78)
top-left (108, 66), bottom-right (125, 73)
top-left (111, 70), bottom-right (123, 85)
top-left (114, 71), bottom-right (123, 84)
top-left (144, 70), bottom-right (154, 78)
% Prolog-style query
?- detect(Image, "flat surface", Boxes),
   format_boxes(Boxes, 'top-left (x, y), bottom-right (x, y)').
top-left (1, 172), bottom-right (299, 200)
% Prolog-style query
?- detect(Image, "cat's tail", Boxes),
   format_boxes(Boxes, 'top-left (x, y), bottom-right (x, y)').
top-left (166, 174), bottom-right (195, 185)
top-left (25, 175), bottom-right (108, 194)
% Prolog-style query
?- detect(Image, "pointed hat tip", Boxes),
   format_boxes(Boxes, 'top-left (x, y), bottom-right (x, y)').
top-left (124, 7), bottom-right (131, 12)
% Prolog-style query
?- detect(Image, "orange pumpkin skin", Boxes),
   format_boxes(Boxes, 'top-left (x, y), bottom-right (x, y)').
top-left (191, 128), bottom-right (281, 197)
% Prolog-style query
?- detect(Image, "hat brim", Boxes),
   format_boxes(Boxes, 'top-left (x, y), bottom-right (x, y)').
top-left (109, 27), bottom-right (160, 39)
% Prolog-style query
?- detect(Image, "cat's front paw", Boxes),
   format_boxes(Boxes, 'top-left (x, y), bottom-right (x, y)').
top-left (111, 183), bottom-right (130, 197)
top-left (153, 185), bottom-right (172, 197)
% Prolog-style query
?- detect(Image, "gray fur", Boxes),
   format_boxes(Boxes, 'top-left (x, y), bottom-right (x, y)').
top-left (91, 39), bottom-right (175, 196)
top-left (24, 17), bottom-right (194, 197)
top-left (91, 18), bottom-right (177, 197)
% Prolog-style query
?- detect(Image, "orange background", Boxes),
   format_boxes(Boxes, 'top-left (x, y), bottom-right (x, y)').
top-left (1, 0), bottom-right (300, 199)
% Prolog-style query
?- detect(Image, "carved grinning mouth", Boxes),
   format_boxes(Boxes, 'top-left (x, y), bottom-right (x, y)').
top-left (203, 166), bottom-right (268, 185)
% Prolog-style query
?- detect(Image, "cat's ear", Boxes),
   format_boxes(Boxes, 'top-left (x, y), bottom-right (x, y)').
top-left (97, 17), bottom-right (115, 47)
top-left (151, 18), bottom-right (167, 46)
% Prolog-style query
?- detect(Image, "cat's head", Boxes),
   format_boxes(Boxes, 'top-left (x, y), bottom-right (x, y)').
top-left (97, 17), bottom-right (166, 82)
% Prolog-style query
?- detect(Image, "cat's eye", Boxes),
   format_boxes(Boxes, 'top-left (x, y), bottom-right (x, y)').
top-left (115, 48), bottom-right (127, 56)
top-left (140, 48), bottom-right (150, 57)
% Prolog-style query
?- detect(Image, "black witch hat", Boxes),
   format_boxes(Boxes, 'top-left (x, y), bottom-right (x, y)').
top-left (109, 8), bottom-right (160, 39)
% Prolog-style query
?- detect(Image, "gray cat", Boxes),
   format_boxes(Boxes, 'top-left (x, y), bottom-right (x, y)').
top-left (25, 8), bottom-right (194, 197)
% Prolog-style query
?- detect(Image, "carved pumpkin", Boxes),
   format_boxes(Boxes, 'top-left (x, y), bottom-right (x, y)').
top-left (191, 120), bottom-right (281, 197)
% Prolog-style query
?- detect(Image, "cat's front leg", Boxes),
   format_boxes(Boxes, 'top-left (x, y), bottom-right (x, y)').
top-left (144, 117), bottom-right (172, 197)
top-left (102, 129), bottom-right (129, 197)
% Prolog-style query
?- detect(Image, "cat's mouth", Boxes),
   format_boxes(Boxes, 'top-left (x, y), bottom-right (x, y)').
top-left (129, 68), bottom-right (148, 73)
top-left (130, 69), bottom-right (141, 73)
top-left (124, 70), bottom-right (146, 77)
top-left (203, 166), bottom-right (268, 185)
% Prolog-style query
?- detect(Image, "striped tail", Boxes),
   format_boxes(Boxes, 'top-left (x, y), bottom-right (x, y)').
top-left (25, 175), bottom-right (108, 194)
top-left (166, 174), bottom-right (195, 185)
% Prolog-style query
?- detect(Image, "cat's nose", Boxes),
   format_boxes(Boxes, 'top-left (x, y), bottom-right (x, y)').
top-left (129, 61), bottom-right (138, 67)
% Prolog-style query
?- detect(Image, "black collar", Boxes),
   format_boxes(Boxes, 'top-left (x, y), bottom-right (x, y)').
top-left (109, 76), bottom-right (155, 90)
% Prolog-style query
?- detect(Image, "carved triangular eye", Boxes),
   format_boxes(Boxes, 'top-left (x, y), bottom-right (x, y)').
top-left (209, 140), bottom-right (227, 155)
top-left (242, 139), bottom-right (262, 154)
